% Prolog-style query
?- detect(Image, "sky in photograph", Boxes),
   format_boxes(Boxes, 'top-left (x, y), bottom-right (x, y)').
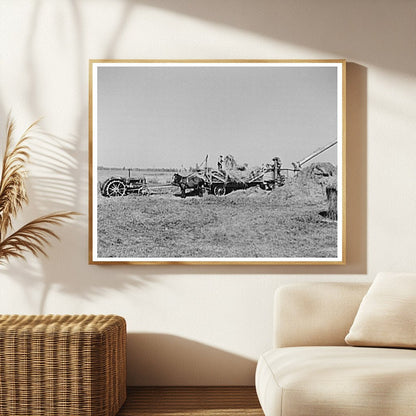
top-left (96, 64), bottom-right (339, 170)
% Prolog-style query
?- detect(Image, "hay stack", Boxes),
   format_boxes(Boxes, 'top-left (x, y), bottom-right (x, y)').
top-left (299, 162), bottom-right (337, 182)
top-left (222, 154), bottom-right (250, 183)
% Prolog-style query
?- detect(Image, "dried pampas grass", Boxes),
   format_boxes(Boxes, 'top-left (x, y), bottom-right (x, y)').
top-left (0, 116), bottom-right (77, 264)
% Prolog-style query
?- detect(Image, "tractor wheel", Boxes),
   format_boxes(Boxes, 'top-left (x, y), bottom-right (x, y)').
top-left (213, 184), bottom-right (226, 196)
top-left (105, 179), bottom-right (126, 197)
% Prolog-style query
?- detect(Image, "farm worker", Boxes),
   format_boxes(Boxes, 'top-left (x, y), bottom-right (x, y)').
top-left (263, 164), bottom-right (274, 190)
top-left (217, 155), bottom-right (224, 171)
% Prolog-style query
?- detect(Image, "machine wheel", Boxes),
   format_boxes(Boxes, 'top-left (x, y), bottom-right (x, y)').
top-left (213, 184), bottom-right (226, 196)
top-left (105, 179), bottom-right (126, 197)
top-left (198, 185), bottom-right (206, 197)
top-left (264, 181), bottom-right (275, 191)
top-left (277, 175), bottom-right (286, 187)
top-left (139, 186), bottom-right (150, 196)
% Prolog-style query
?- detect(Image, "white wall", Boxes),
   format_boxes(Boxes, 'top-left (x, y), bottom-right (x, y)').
top-left (0, 0), bottom-right (415, 385)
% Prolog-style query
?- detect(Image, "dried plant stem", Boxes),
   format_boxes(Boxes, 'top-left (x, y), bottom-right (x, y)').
top-left (0, 116), bottom-right (78, 264)
top-left (0, 212), bottom-right (78, 264)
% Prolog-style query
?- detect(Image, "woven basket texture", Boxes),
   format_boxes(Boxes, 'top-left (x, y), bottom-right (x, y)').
top-left (0, 314), bottom-right (126, 416)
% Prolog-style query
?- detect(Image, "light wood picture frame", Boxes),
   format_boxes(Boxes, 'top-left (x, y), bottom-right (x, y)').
top-left (89, 60), bottom-right (346, 265)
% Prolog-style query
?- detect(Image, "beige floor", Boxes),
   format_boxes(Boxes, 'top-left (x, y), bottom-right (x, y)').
top-left (117, 386), bottom-right (263, 416)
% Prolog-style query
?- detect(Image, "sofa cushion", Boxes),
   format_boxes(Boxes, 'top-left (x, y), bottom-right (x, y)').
top-left (274, 283), bottom-right (370, 348)
top-left (345, 272), bottom-right (416, 348)
top-left (256, 346), bottom-right (416, 416)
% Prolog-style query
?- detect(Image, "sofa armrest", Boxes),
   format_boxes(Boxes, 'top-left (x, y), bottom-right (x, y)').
top-left (274, 282), bottom-right (370, 348)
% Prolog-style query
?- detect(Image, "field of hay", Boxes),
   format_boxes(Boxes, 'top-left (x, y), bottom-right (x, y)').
top-left (96, 169), bottom-right (337, 259)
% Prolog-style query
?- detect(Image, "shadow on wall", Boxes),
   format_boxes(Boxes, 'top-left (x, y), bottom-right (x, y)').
top-left (127, 333), bottom-right (257, 386)
top-left (136, 0), bottom-right (413, 76)
top-left (344, 63), bottom-right (367, 275)
top-left (23, 0), bottom-right (87, 212)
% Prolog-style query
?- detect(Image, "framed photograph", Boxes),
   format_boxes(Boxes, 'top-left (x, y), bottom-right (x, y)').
top-left (89, 60), bottom-right (345, 265)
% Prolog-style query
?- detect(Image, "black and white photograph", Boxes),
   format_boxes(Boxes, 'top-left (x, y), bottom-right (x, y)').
top-left (89, 60), bottom-right (345, 264)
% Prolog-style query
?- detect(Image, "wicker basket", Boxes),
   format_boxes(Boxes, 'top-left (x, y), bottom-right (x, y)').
top-left (0, 314), bottom-right (126, 416)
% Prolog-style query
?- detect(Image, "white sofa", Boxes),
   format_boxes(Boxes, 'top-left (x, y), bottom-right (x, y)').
top-left (255, 282), bottom-right (416, 416)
